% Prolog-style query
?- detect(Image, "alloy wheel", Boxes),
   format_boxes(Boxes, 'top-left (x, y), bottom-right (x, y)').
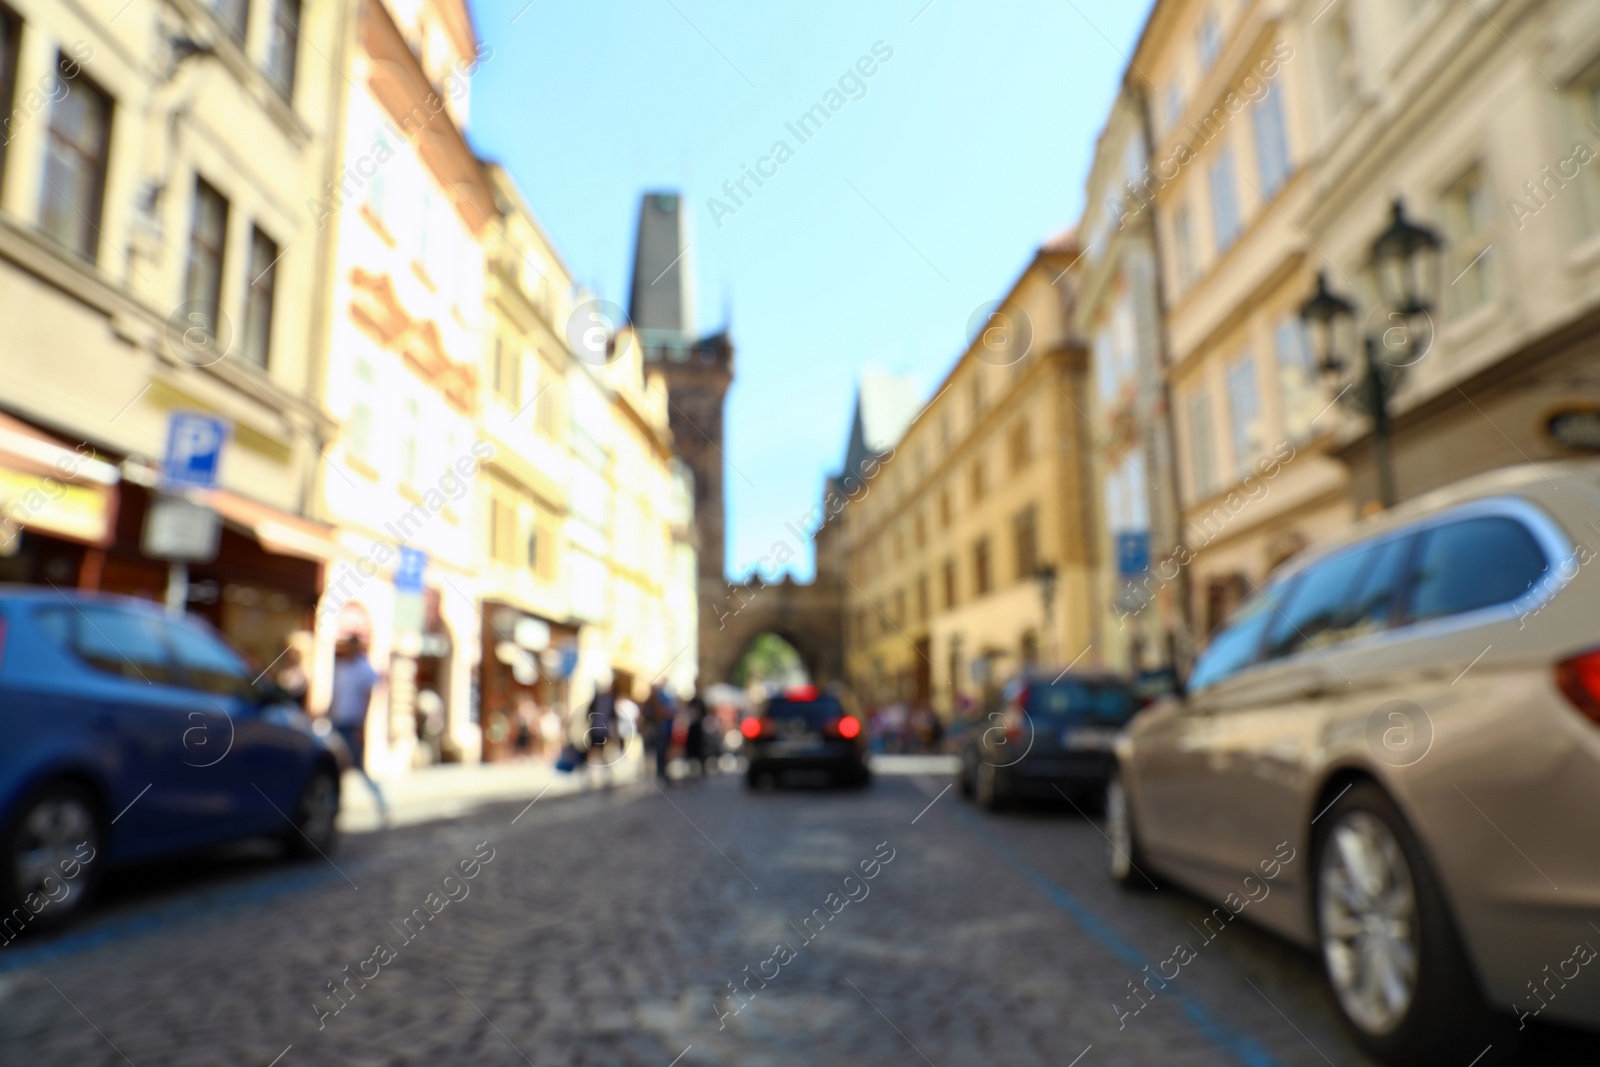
top-left (1318, 810), bottom-right (1419, 1035)
top-left (14, 795), bottom-right (96, 913)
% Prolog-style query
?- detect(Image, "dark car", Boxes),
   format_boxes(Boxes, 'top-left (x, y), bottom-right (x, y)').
top-left (958, 671), bottom-right (1140, 810)
top-left (0, 588), bottom-right (345, 931)
top-left (741, 686), bottom-right (869, 788)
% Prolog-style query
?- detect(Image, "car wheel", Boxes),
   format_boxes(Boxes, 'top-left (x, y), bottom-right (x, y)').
top-left (1314, 782), bottom-right (1502, 1063)
top-left (975, 762), bottom-right (1007, 811)
top-left (282, 765), bottom-right (340, 857)
top-left (2, 780), bottom-right (104, 933)
top-left (1104, 772), bottom-right (1153, 891)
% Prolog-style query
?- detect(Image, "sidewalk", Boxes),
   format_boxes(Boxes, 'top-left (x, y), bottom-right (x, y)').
top-left (337, 750), bottom-right (647, 833)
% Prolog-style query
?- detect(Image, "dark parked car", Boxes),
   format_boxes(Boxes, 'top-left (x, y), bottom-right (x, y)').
top-left (0, 588), bottom-right (346, 931)
top-left (958, 671), bottom-right (1140, 810)
top-left (741, 686), bottom-right (869, 788)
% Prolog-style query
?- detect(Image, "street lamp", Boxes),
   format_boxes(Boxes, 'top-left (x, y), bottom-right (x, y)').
top-left (1033, 563), bottom-right (1058, 665)
top-left (1297, 199), bottom-right (1443, 509)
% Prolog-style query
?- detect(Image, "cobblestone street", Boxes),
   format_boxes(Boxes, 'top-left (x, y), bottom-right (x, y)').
top-left (3, 766), bottom-right (1597, 1066)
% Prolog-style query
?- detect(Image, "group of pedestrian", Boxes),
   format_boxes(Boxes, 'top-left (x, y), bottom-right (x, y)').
top-left (639, 685), bottom-right (718, 780)
top-left (865, 702), bottom-right (945, 753)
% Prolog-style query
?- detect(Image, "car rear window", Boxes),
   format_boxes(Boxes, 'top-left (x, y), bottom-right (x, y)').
top-left (1027, 681), bottom-right (1137, 724)
top-left (765, 698), bottom-right (843, 726)
top-left (1406, 516), bottom-right (1548, 623)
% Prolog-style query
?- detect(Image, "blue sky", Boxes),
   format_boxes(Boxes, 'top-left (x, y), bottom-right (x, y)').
top-left (468, 0), bottom-right (1154, 581)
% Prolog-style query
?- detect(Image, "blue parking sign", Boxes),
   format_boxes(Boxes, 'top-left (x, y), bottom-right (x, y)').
top-left (163, 412), bottom-right (229, 489)
top-left (1116, 531), bottom-right (1150, 576)
top-left (394, 546), bottom-right (428, 592)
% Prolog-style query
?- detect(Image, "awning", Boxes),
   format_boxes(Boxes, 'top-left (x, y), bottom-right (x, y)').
top-left (0, 412), bottom-right (119, 546)
top-left (205, 489), bottom-right (340, 563)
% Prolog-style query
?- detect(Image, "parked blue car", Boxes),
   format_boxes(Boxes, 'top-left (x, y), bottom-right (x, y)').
top-left (0, 587), bottom-right (345, 932)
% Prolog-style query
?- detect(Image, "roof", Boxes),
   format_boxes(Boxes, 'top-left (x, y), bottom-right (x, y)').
top-left (835, 368), bottom-right (920, 490)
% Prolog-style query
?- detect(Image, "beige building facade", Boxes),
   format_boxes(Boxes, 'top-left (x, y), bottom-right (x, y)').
top-left (0, 0), bottom-right (349, 663)
top-left (843, 244), bottom-right (1097, 717)
top-left (1120, 0), bottom-right (1600, 641)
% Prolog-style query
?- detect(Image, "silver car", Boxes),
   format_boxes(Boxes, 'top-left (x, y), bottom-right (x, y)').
top-left (1107, 461), bottom-right (1600, 1064)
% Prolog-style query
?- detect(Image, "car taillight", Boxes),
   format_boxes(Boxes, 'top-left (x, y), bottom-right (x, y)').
top-left (740, 717), bottom-right (763, 739)
top-left (837, 716), bottom-right (861, 739)
top-left (1003, 706), bottom-right (1024, 743)
top-left (1556, 649), bottom-right (1600, 726)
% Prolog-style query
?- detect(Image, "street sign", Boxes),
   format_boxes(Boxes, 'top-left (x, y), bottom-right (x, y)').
top-left (142, 495), bottom-right (220, 562)
top-left (394, 546), bottom-right (428, 592)
top-left (1116, 530), bottom-right (1150, 576)
top-left (163, 412), bottom-right (229, 489)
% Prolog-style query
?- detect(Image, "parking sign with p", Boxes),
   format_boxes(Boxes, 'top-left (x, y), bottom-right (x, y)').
top-left (163, 412), bottom-right (229, 490)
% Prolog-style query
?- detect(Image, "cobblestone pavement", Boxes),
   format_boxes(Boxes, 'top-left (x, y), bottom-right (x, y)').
top-left (2, 769), bottom-right (1597, 1065)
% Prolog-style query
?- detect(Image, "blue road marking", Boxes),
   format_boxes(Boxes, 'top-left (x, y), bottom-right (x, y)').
top-left (948, 804), bottom-right (1285, 1067)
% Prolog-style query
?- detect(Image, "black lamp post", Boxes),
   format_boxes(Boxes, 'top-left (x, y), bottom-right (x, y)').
top-left (1298, 199), bottom-right (1443, 509)
top-left (1033, 563), bottom-right (1058, 665)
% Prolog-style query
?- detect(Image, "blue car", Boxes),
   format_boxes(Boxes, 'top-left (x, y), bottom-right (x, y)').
top-left (0, 587), bottom-right (345, 932)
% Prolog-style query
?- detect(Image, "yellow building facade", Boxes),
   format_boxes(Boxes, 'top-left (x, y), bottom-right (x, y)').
top-left (843, 244), bottom-right (1097, 717)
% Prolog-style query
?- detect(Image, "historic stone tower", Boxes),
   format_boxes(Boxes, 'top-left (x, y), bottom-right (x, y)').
top-left (628, 194), bottom-right (734, 641)
top-left (627, 193), bottom-right (845, 687)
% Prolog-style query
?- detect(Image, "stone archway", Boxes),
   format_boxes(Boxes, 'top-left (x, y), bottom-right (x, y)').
top-left (701, 575), bottom-right (843, 688)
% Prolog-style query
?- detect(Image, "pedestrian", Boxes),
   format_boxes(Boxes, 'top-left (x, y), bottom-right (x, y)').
top-left (643, 684), bottom-right (676, 779)
top-left (683, 689), bottom-right (709, 777)
top-left (329, 635), bottom-right (388, 821)
top-left (274, 631), bottom-right (312, 707)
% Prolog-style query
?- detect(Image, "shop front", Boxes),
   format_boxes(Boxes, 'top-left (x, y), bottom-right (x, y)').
top-left (479, 601), bottom-right (578, 763)
top-left (0, 413), bottom-right (121, 589)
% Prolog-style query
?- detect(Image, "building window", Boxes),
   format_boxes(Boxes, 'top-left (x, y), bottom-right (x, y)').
top-left (893, 588), bottom-right (906, 626)
top-left (265, 0), bottom-right (299, 97)
top-left (913, 512), bottom-right (926, 548)
top-left (1275, 319), bottom-right (1321, 440)
top-left (401, 397), bottom-right (421, 486)
top-left (39, 60), bottom-right (112, 262)
top-left (1009, 417), bottom-right (1031, 471)
top-left (939, 488), bottom-right (952, 528)
top-left (939, 412), bottom-right (952, 449)
top-left (1013, 505), bottom-right (1038, 581)
top-left (1196, 8), bottom-right (1222, 71)
top-left (349, 357), bottom-right (375, 461)
top-left (492, 337), bottom-right (521, 406)
top-left (0, 8), bottom-right (20, 187)
top-left (1187, 387), bottom-right (1217, 497)
top-left (1320, 5), bottom-right (1359, 114)
top-left (183, 178), bottom-right (230, 339)
top-left (915, 572), bottom-right (929, 620)
top-left (970, 458), bottom-right (985, 503)
top-left (241, 226), bottom-right (278, 368)
top-left (1173, 202), bottom-right (1197, 289)
top-left (1209, 146), bottom-right (1241, 254)
top-left (1163, 81), bottom-right (1185, 134)
top-left (489, 487), bottom-right (519, 565)
top-left (970, 373), bottom-right (985, 419)
top-left (973, 538), bottom-right (991, 596)
top-left (213, 0), bottom-right (249, 43)
top-left (1252, 86), bottom-right (1291, 199)
top-left (941, 557), bottom-right (957, 608)
top-left (1226, 356), bottom-right (1262, 476)
top-left (893, 528), bottom-right (904, 561)
top-left (1442, 164), bottom-right (1494, 316)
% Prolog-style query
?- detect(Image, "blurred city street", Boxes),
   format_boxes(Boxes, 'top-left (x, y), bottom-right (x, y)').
top-left (4, 761), bottom-right (1596, 1066)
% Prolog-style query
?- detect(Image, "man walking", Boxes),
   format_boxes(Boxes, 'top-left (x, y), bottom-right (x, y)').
top-left (330, 635), bottom-right (388, 821)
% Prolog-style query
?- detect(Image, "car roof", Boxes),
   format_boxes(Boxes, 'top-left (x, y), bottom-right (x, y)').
top-left (1268, 459), bottom-right (1600, 583)
top-left (0, 585), bottom-right (169, 615)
